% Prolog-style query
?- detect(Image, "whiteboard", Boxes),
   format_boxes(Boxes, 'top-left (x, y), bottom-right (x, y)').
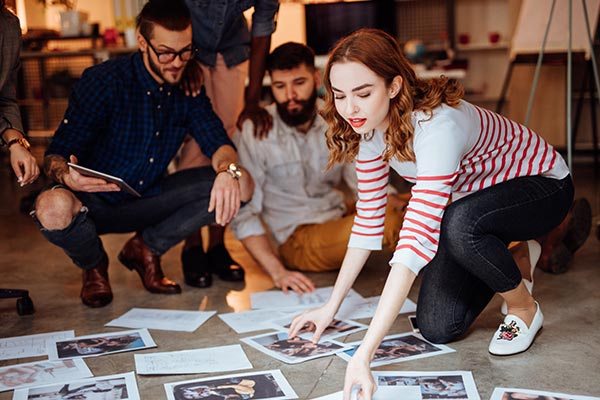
top-left (510, 0), bottom-right (600, 59)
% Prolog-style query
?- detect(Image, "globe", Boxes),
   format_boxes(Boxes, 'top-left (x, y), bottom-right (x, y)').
top-left (403, 39), bottom-right (426, 63)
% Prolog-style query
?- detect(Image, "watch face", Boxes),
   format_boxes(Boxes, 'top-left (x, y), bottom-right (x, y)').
top-left (20, 138), bottom-right (31, 150)
top-left (229, 163), bottom-right (242, 178)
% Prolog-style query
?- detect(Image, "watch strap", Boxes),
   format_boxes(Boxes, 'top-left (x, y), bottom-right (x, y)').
top-left (7, 137), bottom-right (31, 151)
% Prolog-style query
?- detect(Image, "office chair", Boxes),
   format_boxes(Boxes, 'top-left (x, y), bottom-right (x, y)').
top-left (0, 288), bottom-right (34, 315)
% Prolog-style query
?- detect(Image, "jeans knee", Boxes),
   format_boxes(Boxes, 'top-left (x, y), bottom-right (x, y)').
top-left (441, 201), bottom-right (480, 257)
top-left (34, 188), bottom-right (82, 230)
top-left (418, 319), bottom-right (461, 344)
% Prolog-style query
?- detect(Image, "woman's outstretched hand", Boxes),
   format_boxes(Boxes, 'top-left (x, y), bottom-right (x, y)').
top-left (288, 304), bottom-right (336, 343)
top-left (343, 350), bottom-right (375, 400)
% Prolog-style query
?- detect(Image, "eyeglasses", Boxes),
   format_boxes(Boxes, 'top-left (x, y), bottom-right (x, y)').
top-left (143, 35), bottom-right (196, 64)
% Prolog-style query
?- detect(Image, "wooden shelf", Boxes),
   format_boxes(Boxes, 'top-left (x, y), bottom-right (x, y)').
top-left (456, 42), bottom-right (509, 52)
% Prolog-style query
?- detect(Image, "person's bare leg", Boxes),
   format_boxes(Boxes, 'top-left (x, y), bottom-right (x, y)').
top-left (509, 241), bottom-right (533, 281)
top-left (499, 282), bottom-right (537, 326)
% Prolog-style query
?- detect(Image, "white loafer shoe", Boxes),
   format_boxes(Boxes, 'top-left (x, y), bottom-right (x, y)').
top-left (501, 240), bottom-right (541, 315)
top-left (489, 301), bottom-right (544, 356)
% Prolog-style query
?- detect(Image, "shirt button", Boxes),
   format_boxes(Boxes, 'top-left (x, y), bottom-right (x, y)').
top-left (63, 118), bottom-right (69, 124)
top-left (139, 180), bottom-right (144, 185)
top-left (155, 131), bottom-right (160, 136)
top-left (157, 105), bottom-right (161, 109)
top-left (149, 158), bottom-right (154, 163)
top-left (159, 87), bottom-right (163, 92)
top-left (146, 91), bottom-right (151, 96)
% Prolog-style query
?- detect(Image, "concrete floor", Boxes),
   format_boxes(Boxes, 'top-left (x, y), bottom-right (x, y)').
top-left (1, 146), bottom-right (599, 400)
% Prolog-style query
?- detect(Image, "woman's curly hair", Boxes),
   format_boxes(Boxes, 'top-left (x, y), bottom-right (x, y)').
top-left (322, 28), bottom-right (464, 169)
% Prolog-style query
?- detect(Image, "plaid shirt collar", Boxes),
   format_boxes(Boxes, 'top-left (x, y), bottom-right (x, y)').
top-left (133, 50), bottom-right (172, 97)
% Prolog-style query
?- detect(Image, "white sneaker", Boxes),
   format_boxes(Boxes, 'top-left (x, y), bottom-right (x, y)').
top-left (489, 301), bottom-right (544, 356)
top-left (501, 240), bottom-right (541, 315)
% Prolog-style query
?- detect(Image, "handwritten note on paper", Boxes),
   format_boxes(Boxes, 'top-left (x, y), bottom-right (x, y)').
top-left (0, 331), bottom-right (74, 361)
top-left (134, 344), bottom-right (252, 375)
top-left (336, 296), bottom-right (417, 320)
top-left (218, 308), bottom-right (301, 334)
top-left (105, 308), bottom-right (216, 332)
top-left (311, 386), bottom-right (422, 400)
top-left (250, 287), bottom-right (366, 310)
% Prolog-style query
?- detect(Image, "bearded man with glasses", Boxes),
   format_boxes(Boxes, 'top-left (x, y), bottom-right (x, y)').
top-left (31, 0), bottom-right (254, 307)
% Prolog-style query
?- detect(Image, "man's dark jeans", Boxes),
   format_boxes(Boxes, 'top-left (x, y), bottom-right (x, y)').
top-left (416, 175), bottom-right (574, 344)
top-left (32, 167), bottom-right (217, 270)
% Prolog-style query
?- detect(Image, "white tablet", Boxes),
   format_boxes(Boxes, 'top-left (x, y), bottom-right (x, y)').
top-left (67, 163), bottom-right (142, 197)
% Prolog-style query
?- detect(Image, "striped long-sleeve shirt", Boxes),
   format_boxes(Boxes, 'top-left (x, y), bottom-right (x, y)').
top-left (347, 100), bottom-right (570, 275)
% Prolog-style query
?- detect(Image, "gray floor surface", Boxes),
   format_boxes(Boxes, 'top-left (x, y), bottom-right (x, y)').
top-left (1, 147), bottom-right (599, 400)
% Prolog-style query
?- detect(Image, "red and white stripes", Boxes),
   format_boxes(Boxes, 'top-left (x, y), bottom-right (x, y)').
top-left (347, 101), bottom-right (569, 275)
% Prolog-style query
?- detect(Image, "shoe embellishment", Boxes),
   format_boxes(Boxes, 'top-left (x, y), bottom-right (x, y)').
top-left (498, 321), bottom-right (520, 341)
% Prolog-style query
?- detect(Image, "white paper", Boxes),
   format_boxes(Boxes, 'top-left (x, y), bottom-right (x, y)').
top-left (268, 317), bottom-right (368, 342)
top-left (12, 371), bottom-right (140, 400)
top-left (135, 344), bottom-right (252, 375)
top-left (250, 287), bottom-right (366, 310)
top-left (48, 329), bottom-right (156, 360)
top-left (241, 331), bottom-right (352, 364)
top-left (0, 331), bottom-right (74, 361)
top-left (106, 307), bottom-right (216, 332)
top-left (337, 296), bottom-right (417, 320)
top-left (490, 387), bottom-right (600, 400)
top-left (0, 358), bottom-right (92, 392)
top-left (164, 369), bottom-right (298, 400)
top-left (219, 308), bottom-right (303, 334)
top-left (335, 332), bottom-right (455, 367)
top-left (311, 386), bottom-right (421, 400)
top-left (374, 370), bottom-right (481, 400)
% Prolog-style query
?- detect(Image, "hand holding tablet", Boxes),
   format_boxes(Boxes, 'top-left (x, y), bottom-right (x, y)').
top-left (67, 163), bottom-right (141, 197)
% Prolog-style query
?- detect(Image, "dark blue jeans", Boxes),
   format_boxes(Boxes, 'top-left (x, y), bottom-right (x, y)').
top-left (32, 167), bottom-right (217, 270)
top-left (416, 175), bottom-right (574, 344)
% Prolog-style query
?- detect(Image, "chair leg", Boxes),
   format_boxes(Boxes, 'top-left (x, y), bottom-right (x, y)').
top-left (0, 289), bottom-right (35, 315)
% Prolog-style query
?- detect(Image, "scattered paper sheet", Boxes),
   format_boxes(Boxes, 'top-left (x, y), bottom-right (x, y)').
top-left (374, 370), bottom-right (481, 400)
top-left (105, 307), bottom-right (216, 332)
top-left (0, 331), bottom-right (74, 361)
top-left (335, 332), bottom-right (454, 367)
top-left (0, 358), bottom-right (92, 393)
top-left (490, 387), bottom-right (600, 400)
top-left (241, 331), bottom-right (352, 364)
top-left (311, 386), bottom-right (421, 400)
top-left (250, 287), bottom-right (366, 310)
top-left (336, 296), bottom-right (417, 320)
top-left (135, 344), bottom-right (252, 375)
top-left (219, 308), bottom-right (302, 334)
top-left (12, 371), bottom-right (140, 400)
top-left (164, 369), bottom-right (298, 400)
top-left (268, 317), bottom-right (368, 342)
top-left (48, 329), bottom-right (156, 360)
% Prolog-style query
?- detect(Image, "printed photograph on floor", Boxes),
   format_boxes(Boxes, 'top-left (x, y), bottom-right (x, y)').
top-left (164, 370), bottom-right (297, 400)
top-left (335, 333), bottom-right (454, 367)
top-left (12, 371), bottom-right (140, 400)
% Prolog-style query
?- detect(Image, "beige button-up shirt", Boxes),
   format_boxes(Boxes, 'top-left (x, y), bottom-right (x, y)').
top-left (231, 102), bottom-right (357, 246)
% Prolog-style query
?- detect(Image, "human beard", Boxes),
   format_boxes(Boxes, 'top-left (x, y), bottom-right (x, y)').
top-left (276, 89), bottom-right (318, 127)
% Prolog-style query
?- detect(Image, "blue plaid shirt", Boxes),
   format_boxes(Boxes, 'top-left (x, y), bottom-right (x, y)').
top-left (46, 51), bottom-right (233, 204)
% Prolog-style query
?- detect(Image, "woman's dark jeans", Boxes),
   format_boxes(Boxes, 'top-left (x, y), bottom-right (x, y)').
top-left (31, 167), bottom-right (218, 270)
top-left (416, 175), bottom-right (574, 344)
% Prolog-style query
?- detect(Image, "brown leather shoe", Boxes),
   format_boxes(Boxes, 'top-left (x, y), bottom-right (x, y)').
top-left (537, 198), bottom-right (592, 274)
top-left (118, 233), bottom-right (181, 294)
top-left (80, 252), bottom-right (113, 308)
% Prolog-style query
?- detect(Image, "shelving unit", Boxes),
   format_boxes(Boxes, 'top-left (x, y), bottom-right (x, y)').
top-left (17, 36), bottom-right (134, 137)
top-left (452, 0), bottom-right (518, 106)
